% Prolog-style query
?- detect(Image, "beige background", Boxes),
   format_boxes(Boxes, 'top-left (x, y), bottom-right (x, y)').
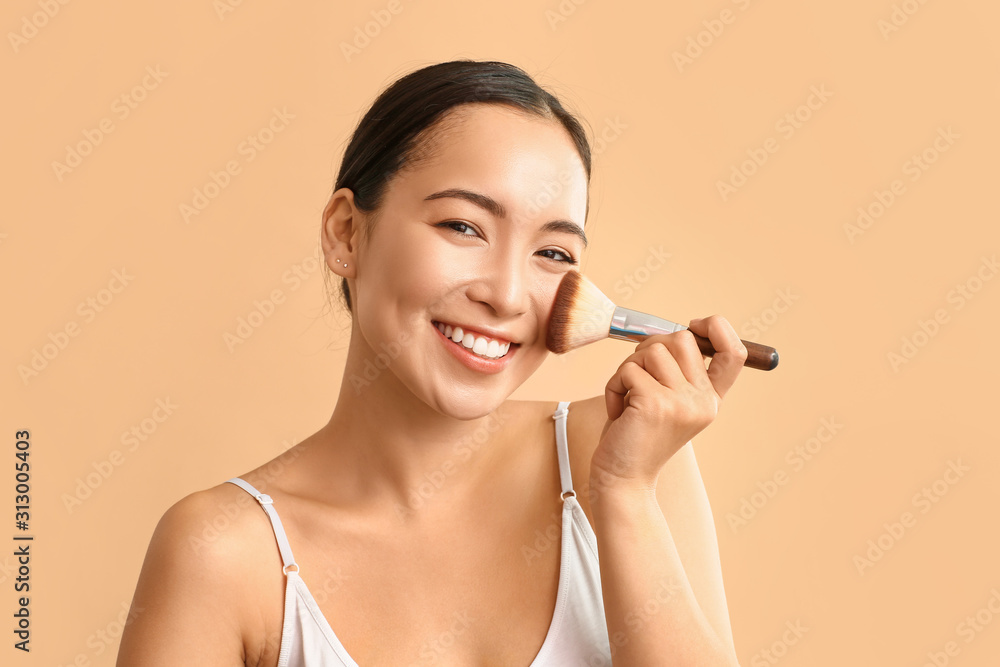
top-left (3, 1), bottom-right (999, 665)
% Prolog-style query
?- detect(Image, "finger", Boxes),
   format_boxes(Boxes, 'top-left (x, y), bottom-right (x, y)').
top-left (660, 329), bottom-right (714, 390)
top-left (605, 360), bottom-right (636, 421)
top-left (638, 341), bottom-right (689, 389)
top-left (634, 332), bottom-right (675, 351)
top-left (634, 332), bottom-right (710, 389)
top-left (604, 358), bottom-right (661, 421)
top-left (618, 340), bottom-right (690, 389)
top-left (687, 315), bottom-right (747, 399)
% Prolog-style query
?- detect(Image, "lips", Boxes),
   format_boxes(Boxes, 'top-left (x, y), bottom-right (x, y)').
top-left (432, 320), bottom-right (518, 373)
top-left (433, 321), bottom-right (514, 360)
top-left (431, 320), bottom-right (516, 347)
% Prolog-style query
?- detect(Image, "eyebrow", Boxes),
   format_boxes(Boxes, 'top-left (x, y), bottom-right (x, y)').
top-left (424, 188), bottom-right (588, 249)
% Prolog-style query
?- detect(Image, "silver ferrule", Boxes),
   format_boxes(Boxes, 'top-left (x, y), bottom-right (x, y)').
top-left (609, 306), bottom-right (687, 343)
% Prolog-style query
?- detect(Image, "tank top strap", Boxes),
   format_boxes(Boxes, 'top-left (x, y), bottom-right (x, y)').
top-left (226, 477), bottom-right (300, 575)
top-left (552, 401), bottom-right (575, 500)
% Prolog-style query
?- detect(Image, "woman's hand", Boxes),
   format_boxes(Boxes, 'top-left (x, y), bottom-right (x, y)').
top-left (589, 315), bottom-right (747, 492)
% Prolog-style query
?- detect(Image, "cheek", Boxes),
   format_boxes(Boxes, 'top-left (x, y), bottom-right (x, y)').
top-left (385, 244), bottom-right (465, 321)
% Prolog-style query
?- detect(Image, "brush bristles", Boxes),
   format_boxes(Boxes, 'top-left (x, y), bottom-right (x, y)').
top-left (546, 271), bottom-right (617, 354)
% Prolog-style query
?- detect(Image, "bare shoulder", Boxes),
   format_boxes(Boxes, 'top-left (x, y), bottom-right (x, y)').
top-left (153, 481), bottom-right (281, 572)
top-left (565, 394), bottom-right (608, 438)
top-left (509, 395), bottom-right (605, 433)
top-left (117, 482), bottom-right (283, 666)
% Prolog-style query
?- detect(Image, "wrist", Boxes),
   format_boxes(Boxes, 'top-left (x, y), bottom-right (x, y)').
top-left (587, 471), bottom-right (660, 516)
top-left (588, 459), bottom-right (656, 497)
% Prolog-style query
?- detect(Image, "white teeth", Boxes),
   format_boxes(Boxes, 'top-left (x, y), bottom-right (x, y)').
top-left (435, 321), bottom-right (511, 360)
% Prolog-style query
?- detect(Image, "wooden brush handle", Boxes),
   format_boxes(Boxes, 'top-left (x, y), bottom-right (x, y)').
top-left (608, 307), bottom-right (779, 371)
top-left (691, 333), bottom-right (779, 371)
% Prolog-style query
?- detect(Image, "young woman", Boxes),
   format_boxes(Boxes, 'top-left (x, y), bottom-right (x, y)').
top-left (117, 60), bottom-right (746, 667)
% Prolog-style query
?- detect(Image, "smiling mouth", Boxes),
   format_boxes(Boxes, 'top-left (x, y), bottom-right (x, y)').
top-left (432, 321), bottom-right (515, 360)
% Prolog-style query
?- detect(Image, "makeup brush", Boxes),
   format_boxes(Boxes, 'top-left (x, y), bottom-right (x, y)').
top-left (546, 271), bottom-right (779, 371)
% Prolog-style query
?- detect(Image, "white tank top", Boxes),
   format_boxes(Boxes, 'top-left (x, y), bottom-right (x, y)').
top-left (227, 400), bottom-right (612, 666)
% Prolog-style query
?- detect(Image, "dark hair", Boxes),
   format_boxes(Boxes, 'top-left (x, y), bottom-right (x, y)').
top-left (325, 59), bottom-right (593, 314)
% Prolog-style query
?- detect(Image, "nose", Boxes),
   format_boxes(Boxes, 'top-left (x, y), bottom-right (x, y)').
top-left (464, 248), bottom-right (531, 318)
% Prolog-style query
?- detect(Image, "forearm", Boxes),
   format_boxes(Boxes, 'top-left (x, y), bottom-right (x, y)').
top-left (590, 481), bottom-right (738, 667)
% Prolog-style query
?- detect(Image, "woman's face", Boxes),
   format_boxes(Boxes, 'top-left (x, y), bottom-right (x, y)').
top-left (339, 103), bottom-right (589, 420)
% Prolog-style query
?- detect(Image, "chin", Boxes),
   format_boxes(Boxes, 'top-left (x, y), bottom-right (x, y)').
top-left (431, 388), bottom-right (510, 422)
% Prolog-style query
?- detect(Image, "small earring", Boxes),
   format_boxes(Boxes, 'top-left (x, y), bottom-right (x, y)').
top-left (335, 257), bottom-right (348, 268)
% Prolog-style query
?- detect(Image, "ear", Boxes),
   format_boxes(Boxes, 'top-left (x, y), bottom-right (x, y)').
top-left (321, 187), bottom-right (362, 277)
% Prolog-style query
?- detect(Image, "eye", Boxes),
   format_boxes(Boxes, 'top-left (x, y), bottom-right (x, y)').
top-left (437, 220), bottom-right (481, 237)
top-left (537, 248), bottom-right (578, 265)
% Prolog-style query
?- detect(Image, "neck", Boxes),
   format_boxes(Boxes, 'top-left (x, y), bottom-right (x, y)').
top-left (307, 331), bottom-right (518, 520)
